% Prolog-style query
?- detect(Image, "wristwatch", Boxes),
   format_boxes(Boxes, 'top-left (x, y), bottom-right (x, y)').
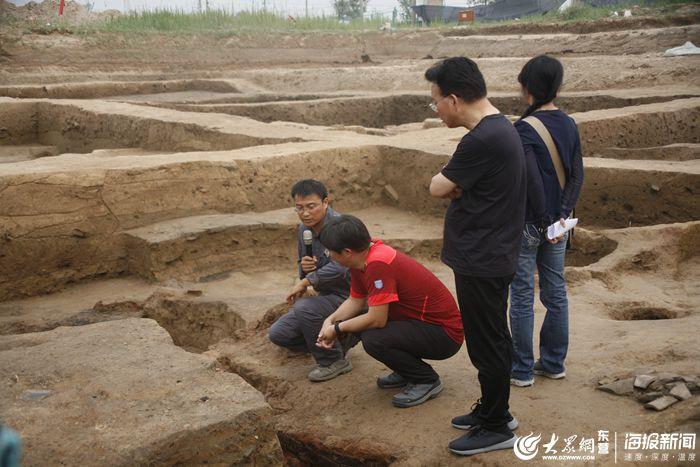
top-left (334, 320), bottom-right (343, 336)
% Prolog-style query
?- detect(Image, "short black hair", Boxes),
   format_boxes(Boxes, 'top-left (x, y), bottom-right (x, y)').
top-left (319, 215), bottom-right (372, 253)
top-left (424, 57), bottom-right (487, 103)
top-left (291, 179), bottom-right (328, 200)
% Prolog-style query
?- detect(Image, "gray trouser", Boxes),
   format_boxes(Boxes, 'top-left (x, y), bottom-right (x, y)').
top-left (268, 294), bottom-right (351, 366)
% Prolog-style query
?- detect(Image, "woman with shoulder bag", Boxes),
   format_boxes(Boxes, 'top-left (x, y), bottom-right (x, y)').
top-left (509, 55), bottom-right (584, 387)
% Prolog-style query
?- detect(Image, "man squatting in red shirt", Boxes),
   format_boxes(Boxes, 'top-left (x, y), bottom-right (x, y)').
top-left (316, 214), bottom-right (464, 408)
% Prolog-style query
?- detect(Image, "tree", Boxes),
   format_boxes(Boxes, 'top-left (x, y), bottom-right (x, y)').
top-left (333, 0), bottom-right (370, 19)
top-left (397, 0), bottom-right (414, 22)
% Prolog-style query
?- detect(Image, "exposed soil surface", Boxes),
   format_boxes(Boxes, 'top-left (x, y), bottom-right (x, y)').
top-left (0, 7), bottom-right (698, 466)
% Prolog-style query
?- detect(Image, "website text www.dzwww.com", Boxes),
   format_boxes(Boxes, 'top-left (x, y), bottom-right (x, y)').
top-left (542, 455), bottom-right (596, 461)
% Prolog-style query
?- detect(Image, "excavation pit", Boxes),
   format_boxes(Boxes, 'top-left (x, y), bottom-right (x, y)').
top-left (277, 431), bottom-right (397, 467)
top-left (0, 79), bottom-right (240, 99)
top-left (0, 145), bottom-right (60, 164)
top-left (1, 17), bottom-right (699, 465)
top-left (162, 94), bottom-right (435, 128)
top-left (577, 161), bottom-right (699, 228)
top-left (153, 92), bottom-right (700, 129)
top-left (140, 92), bottom-right (361, 105)
top-left (1, 138), bottom-right (696, 301)
top-left (142, 296), bottom-right (245, 353)
top-left (608, 303), bottom-right (681, 321)
top-left (591, 143), bottom-right (700, 161)
top-left (564, 229), bottom-right (618, 268)
top-left (577, 98), bottom-right (700, 154)
top-left (0, 100), bottom-right (303, 157)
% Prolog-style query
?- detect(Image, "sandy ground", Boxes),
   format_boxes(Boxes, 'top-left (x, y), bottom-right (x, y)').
top-left (0, 7), bottom-right (699, 466)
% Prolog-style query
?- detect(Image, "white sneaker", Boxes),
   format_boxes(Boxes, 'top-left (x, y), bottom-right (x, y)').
top-left (534, 361), bottom-right (566, 379)
top-left (510, 377), bottom-right (534, 387)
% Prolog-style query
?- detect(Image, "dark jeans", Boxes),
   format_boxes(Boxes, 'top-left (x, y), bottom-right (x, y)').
top-left (454, 272), bottom-right (514, 433)
top-left (361, 319), bottom-right (461, 384)
top-left (510, 224), bottom-right (569, 380)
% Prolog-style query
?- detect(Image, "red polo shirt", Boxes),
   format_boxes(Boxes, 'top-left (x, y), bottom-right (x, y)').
top-left (350, 240), bottom-right (464, 344)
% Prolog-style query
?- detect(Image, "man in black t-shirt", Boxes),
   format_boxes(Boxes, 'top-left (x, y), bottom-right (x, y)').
top-left (427, 57), bottom-right (527, 456)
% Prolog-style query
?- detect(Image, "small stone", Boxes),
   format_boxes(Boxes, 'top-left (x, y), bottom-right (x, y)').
top-left (650, 184), bottom-right (660, 193)
top-left (636, 391), bottom-right (664, 403)
top-left (644, 395), bottom-right (679, 411)
top-left (71, 229), bottom-right (88, 238)
top-left (669, 383), bottom-right (692, 401)
top-left (598, 378), bottom-right (635, 396)
top-left (649, 380), bottom-right (666, 391)
top-left (21, 389), bottom-right (52, 401)
top-left (654, 373), bottom-right (683, 384)
top-left (382, 184), bottom-right (399, 203)
top-left (597, 376), bottom-right (616, 386)
top-left (185, 289), bottom-right (203, 297)
top-left (682, 377), bottom-right (699, 393)
top-left (634, 375), bottom-right (654, 389)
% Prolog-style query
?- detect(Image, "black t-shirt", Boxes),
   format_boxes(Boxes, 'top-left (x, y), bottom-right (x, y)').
top-left (440, 114), bottom-right (527, 277)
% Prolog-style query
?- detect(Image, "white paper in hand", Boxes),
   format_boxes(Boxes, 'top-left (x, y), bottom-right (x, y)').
top-left (547, 218), bottom-right (578, 240)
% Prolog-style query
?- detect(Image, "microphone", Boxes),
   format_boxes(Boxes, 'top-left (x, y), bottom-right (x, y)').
top-left (303, 230), bottom-right (313, 258)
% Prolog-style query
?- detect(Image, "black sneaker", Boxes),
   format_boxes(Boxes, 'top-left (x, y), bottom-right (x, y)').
top-left (451, 400), bottom-right (519, 431)
top-left (449, 426), bottom-right (517, 456)
top-left (392, 380), bottom-right (443, 408)
top-left (376, 372), bottom-right (407, 389)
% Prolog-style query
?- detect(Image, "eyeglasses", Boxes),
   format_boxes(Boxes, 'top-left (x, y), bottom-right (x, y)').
top-left (294, 203), bottom-right (322, 214)
top-left (429, 95), bottom-right (451, 113)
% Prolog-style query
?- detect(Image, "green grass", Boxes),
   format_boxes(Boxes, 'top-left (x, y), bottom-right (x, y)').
top-left (77, 9), bottom-right (391, 33)
top-left (19, 0), bottom-right (696, 35)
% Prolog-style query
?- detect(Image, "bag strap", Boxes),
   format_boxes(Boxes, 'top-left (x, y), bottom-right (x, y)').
top-left (523, 116), bottom-right (566, 189)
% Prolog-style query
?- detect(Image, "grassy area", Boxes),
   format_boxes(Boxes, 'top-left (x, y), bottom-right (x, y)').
top-left (9, 1), bottom-right (695, 35)
top-left (78, 9), bottom-right (390, 33)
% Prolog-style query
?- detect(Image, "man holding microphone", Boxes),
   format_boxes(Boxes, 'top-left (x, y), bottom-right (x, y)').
top-left (268, 179), bottom-right (355, 382)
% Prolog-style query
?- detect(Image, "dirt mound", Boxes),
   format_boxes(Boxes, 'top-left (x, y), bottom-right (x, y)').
top-left (0, 0), bottom-right (16, 16)
top-left (0, 0), bottom-right (112, 24)
top-left (0, 318), bottom-right (283, 465)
